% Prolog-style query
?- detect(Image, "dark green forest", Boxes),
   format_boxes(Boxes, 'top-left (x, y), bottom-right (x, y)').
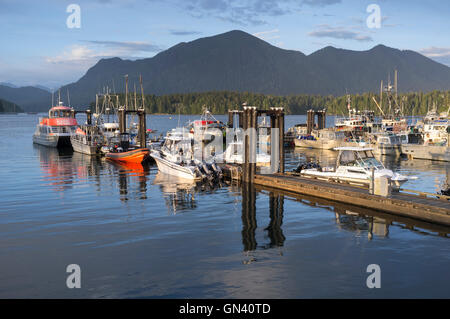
top-left (100, 90), bottom-right (450, 116)
top-left (0, 98), bottom-right (22, 113)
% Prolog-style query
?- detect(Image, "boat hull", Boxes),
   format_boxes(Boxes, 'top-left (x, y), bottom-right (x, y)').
top-left (33, 134), bottom-right (70, 148)
top-left (105, 148), bottom-right (149, 164)
top-left (300, 170), bottom-right (406, 190)
top-left (70, 136), bottom-right (99, 155)
top-left (373, 144), bottom-right (402, 157)
top-left (294, 138), bottom-right (359, 150)
top-left (151, 151), bottom-right (201, 181)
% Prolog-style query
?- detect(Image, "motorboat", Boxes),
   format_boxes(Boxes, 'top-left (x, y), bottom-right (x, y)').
top-left (150, 127), bottom-right (222, 181)
top-left (297, 147), bottom-right (415, 190)
top-left (32, 102), bottom-right (78, 147)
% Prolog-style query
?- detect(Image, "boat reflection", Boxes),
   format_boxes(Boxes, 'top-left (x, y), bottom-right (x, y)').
top-left (153, 172), bottom-right (198, 214)
top-left (107, 161), bottom-right (150, 201)
top-left (34, 144), bottom-right (103, 192)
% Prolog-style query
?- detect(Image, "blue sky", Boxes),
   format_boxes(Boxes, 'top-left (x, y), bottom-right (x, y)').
top-left (0, 0), bottom-right (449, 89)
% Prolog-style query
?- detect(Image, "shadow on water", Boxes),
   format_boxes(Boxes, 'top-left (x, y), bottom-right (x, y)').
top-left (255, 184), bottom-right (450, 240)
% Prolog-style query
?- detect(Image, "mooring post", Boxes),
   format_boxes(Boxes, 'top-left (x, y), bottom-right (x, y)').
top-left (243, 107), bottom-right (249, 183)
top-left (228, 110), bottom-right (234, 128)
top-left (118, 108), bottom-right (126, 134)
top-left (86, 109), bottom-right (92, 126)
top-left (307, 109), bottom-right (314, 134)
top-left (138, 109), bottom-right (146, 148)
top-left (270, 109), bottom-right (280, 174)
top-left (249, 107), bottom-right (257, 182)
top-left (279, 109), bottom-right (285, 174)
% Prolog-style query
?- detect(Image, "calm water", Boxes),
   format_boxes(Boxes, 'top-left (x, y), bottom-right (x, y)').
top-left (0, 113), bottom-right (449, 298)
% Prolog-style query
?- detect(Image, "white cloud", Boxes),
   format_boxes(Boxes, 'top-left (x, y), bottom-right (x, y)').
top-left (308, 25), bottom-right (373, 42)
top-left (253, 29), bottom-right (280, 41)
top-left (419, 46), bottom-right (450, 66)
top-left (419, 47), bottom-right (450, 58)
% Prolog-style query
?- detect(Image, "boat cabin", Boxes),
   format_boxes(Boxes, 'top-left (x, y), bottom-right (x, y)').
top-left (335, 147), bottom-right (384, 170)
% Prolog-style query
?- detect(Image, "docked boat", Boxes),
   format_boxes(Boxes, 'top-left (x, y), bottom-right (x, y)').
top-left (294, 128), bottom-right (358, 150)
top-left (297, 147), bottom-right (414, 190)
top-left (367, 132), bottom-right (403, 156)
top-left (104, 133), bottom-right (150, 164)
top-left (150, 127), bottom-right (222, 181)
top-left (422, 120), bottom-right (449, 145)
top-left (32, 102), bottom-right (78, 147)
top-left (70, 125), bottom-right (104, 155)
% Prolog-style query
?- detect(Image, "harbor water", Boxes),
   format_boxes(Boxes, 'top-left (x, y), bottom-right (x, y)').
top-left (0, 113), bottom-right (449, 298)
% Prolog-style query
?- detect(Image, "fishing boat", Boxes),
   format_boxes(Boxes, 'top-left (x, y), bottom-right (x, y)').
top-left (296, 147), bottom-right (414, 190)
top-left (150, 128), bottom-right (221, 181)
top-left (367, 132), bottom-right (403, 156)
top-left (32, 102), bottom-right (78, 147)
top-left (70, 125), bottom-right (104, 155)
top-left (104, 133), bottom-right (150, 164)
top-left (294, 128), bottom-right (357, 150)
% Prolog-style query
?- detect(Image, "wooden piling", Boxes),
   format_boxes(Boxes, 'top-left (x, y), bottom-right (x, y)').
top-left (138, 109), bottom-right (146, 148)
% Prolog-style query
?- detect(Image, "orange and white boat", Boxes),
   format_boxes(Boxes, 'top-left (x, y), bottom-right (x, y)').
top-left (104, 133), bottom-right (149, 164)
top-left (33, 102), bottom-right (78, 147)
top-left (105, 147), bottom-right (150, 164)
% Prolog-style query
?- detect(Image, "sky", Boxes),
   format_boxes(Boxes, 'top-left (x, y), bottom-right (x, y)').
top-left (0, 0), bottom-right (449, 89)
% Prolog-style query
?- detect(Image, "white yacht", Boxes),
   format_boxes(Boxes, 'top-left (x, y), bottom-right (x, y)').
top-left (298, 147), bottom-right (414, 190)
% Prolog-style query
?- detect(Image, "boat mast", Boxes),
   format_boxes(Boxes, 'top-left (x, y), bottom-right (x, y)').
top-left (140, 75), bottom-right (145, 110)
top-left (124, 74), bottom-right (128, 111)
top-left (380, 80), bottom-right (383, 114)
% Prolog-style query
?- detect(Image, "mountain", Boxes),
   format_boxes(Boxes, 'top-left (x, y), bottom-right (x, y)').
top-left (6, 30), bottom-right (450, 110)
top-left (0, 85), bottom-right (51, 112)
top-left (0, 82), bottom-right (19, 88)
top-left (0, 98), bottom-right (23, 113)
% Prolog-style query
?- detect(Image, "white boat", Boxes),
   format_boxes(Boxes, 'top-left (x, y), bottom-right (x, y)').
top-left (299, 147), bottom-right (414, 190)
top-left (422, 120), bottom-right (449, 145)
top-left (150, 128), bottom-right (221, 181)
top-left (368, 132), bottom-right (403, 156)
top-left (294, 128), bottom-right (358, 150)
top-left (32, 102), bottom-right (78, 147)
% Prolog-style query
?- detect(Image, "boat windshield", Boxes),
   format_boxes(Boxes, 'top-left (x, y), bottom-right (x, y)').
top-left (355, 151), bottom-right (383, 169)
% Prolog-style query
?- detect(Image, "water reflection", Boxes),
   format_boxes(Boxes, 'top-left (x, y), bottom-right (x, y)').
top-left (34, 145), bottom-right (103, 191)
top-left (241, 183), bottom-right (286, 252)
top-left (257, 187), bottom-right (449, 239)
top-left (153, 172), bottom-right (198, 214)
top-left (108, 161), bottom-right (150, 201)
top-left (34, 144), bottom-right (150, 200)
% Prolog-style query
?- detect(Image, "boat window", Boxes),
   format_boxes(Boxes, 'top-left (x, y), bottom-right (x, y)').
top-left (339, 151), bottom-right (356, 165)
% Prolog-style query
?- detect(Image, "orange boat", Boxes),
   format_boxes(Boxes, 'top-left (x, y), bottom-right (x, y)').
top-left (105, 147), bottom-right (150, 164)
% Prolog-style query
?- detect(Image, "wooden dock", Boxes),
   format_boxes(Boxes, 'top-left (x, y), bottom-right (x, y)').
top-left (223, 106), bottom-right (450, 227)
top-left (253, 173), bottom-right (450, 226)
